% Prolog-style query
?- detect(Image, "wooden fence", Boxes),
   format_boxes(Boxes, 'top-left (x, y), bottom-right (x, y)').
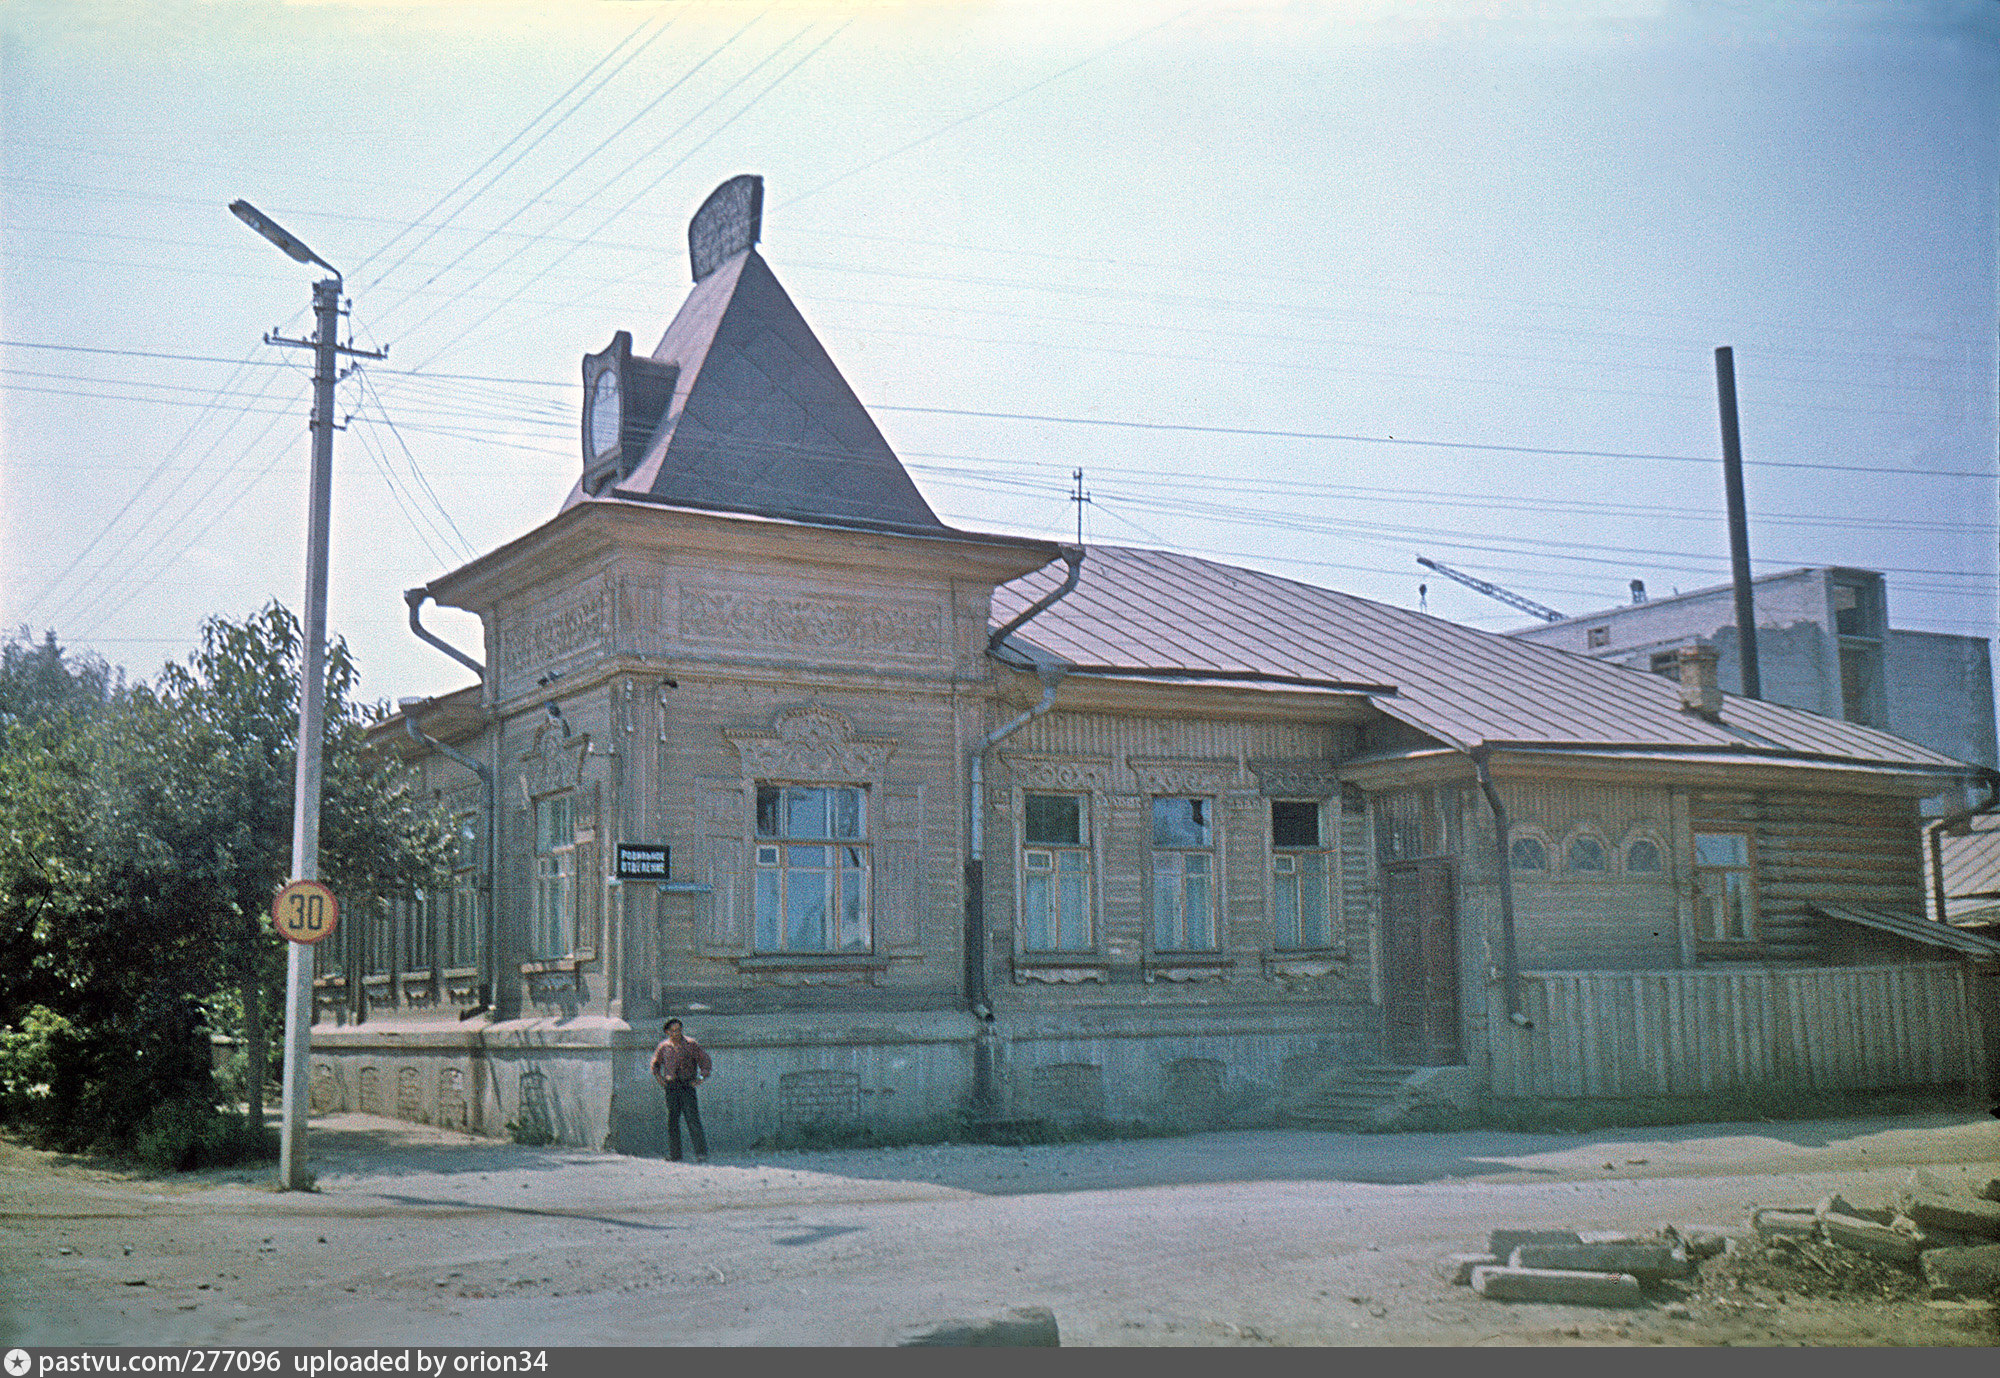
top-left (1487, 963), bottom-right (1984, 1100)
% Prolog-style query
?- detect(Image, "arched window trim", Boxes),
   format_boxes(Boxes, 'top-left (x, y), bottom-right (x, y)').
top-left (1619, 829), bottom-right (1669, 877)
top-left (1508, 826), bottom-right (1552, 872)
top-left (1558, 826), bottom-right (1612, 875)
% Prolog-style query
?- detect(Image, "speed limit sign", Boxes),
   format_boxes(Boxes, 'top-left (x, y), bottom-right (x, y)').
top-left (271, 879), bottom-right (340, 944)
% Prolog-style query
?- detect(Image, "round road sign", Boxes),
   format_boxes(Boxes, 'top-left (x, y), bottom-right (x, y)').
top-left (271, 879), bottom-right (340, 944)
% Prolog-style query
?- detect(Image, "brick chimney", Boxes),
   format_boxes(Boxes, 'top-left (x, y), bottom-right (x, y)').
top-left (1677, 643), bottom-right (1723, 718)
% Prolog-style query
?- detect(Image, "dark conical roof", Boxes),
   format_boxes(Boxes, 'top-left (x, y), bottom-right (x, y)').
top-left (563, 247), bottom-right (944, 533)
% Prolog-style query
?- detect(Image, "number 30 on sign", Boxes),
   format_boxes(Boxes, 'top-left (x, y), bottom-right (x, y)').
top-left (271, 880), bottom-right (340, 944)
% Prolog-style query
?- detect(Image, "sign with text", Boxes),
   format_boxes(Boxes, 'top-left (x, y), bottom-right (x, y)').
top-left (271, 879), bottom-right (340, 944)
top-left (615, 843), bottom-right (670, 881)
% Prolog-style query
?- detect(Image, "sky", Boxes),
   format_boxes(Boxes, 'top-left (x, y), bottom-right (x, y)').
top-left (3, 0), bottom-right (1995, 714)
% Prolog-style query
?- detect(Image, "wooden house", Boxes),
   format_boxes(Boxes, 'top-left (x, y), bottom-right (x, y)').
top-left (322, 178), bottom-right (1999, 1150)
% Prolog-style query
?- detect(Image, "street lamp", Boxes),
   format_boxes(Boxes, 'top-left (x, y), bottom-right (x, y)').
top-left (230, 199), bottom-right (381, 1191)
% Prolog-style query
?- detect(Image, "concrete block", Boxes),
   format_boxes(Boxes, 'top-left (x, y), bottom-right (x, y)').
top-left (1578, 1230), bottom-right (1645, 1245)
top-left (1892, 1213), bottom-right (1971, 1251)
top-left (1670, 1229), bottom-right (1732, 1261)
top-left (1920, 1245), bottom-right (2000, 1301)
top-left (1899, 1188), bottom-right (2000, 1241)
top-left (1751, 1209), bottom-right (1819, 1242)
top-left (1436, 1252), bottom-right (1499, 1285)
top-left (1510, 1242), bottom-right (1693, 1285)
top-left (1816, 1193), bottom-right (1891, 1226)
top-left (1489, 1228), bottom-right (1582, 1258)
top-left (895, 1306), bottom-right (1060, 1347)
top-left (1820, 1211), bottom-right (1922, 1264)
top-left (1471, 1266), bottom-right (1644, 1306)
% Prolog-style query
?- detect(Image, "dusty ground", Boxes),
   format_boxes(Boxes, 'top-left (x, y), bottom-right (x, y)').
top-left (2, 1108), bottom-right (1997, 1347)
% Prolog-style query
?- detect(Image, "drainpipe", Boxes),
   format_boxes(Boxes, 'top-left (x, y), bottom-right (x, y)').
top-left (1927, 768), bottom-right (2000, 926)
top-left (965, 544), bottom-right (1085, 1118)
top-left (399, 587), bottom-right (495, 1017)
top-left (405, 587), bottom-right (485, 679)
top-left (1470, 744), bottom-right (1531, 1028)
top-left (404, 714), bottom-right (496, 1020)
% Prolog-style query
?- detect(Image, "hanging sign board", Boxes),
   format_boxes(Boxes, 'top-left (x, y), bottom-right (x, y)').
top-left (271, 879), bottom-right (340, 944)
top-left (615, 843), bottom-right (670, 881)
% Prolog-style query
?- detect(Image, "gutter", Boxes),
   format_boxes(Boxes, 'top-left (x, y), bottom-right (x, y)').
top-left (404, 587), bottom-right (485, 679)
top-left (1927, 767), bottom-right (2000, 926)
top-left (1469, 744), bottom-right (1531, 1029)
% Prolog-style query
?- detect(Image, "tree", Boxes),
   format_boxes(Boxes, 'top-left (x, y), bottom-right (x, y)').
top-left (0, 608), bottom-right (452, 1163)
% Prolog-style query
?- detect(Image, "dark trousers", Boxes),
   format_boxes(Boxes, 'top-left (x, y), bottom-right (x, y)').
top-left (664, 1082), bottom-right (707, 1160)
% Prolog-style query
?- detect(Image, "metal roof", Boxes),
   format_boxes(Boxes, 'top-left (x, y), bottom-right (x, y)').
top-left (1807, 903), bottom-right (2000, 960)
top-left (1940, 817), bottom-right (2000, 922)
top-left (561, 248), bottom-right (945, 534)
top-left (991, 544), bottom-right (1976, 774)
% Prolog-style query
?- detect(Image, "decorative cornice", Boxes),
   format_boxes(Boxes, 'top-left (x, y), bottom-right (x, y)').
top-left (1128, 757), bottom-right (1240, 797)
top-left (725, 704), bottom-right (896, 782)
top-left (997, 753), bottom-right (1116, 793)
top-left (1248, 759), bottom-right (1342, 799)
top-left (518, 723), bottom-right (592, 796)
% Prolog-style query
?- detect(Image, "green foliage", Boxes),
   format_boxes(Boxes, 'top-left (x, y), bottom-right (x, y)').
top-left (505, 1117), bottom-right (556, 1147)
top-left (0, 610), bottom-right (453, 1166)
top-left (131, 1098), bottom-right (277, 1174)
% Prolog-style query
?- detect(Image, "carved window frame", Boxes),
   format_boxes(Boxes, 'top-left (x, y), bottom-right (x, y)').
top-left (722, 705), bottom-right (897, 967)
top-left (1508, 826), bottom-right (1552, 873)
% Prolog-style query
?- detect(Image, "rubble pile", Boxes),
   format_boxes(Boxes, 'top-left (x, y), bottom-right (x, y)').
top-left (1440, 1171), bottom-right (2000, 1311)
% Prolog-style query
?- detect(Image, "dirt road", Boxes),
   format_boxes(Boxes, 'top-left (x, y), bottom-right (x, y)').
top-left (4, 1109), bottom-right (1997, 1347)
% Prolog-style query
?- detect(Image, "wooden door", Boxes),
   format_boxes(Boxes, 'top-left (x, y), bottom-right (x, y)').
top-left (1381, 859), bottom-right (1461, 1065)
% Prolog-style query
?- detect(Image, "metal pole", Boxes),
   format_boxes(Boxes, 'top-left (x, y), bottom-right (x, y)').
top-left (1715, 345), bottom-right (1761, 700)
top-left (278, 275), bottom-right (341, 1190)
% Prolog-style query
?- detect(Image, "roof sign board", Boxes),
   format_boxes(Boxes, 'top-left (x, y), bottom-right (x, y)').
top-left (689, 174), bottom-right (762, 281)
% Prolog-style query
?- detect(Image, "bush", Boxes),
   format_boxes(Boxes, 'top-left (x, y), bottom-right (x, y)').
top-left (132, 1100), bottom-right (276, 1173)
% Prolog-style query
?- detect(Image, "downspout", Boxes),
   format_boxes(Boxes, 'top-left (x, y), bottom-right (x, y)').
top-left (405, 587), bottom-right (485, 679)
top-left (405, 716), bottom-right (496, 1021)
top-left (1470, 744), bottom-right (1531, 1028)
top-left (400, 586), bottom-right (495, 1018)
top-left (1927, 768), bottom-right (2000, 926)
top-left (966, 544), bottom-right (1084, 1118)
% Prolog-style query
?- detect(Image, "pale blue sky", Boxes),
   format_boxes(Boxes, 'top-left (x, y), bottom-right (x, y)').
top-left (4, 0), bottom-right (1994, 708)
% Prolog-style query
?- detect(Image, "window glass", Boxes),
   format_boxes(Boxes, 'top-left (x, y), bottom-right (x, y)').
top-left (1565, 836), bottom-right (1608, 871)
top-left (1695, 833), bottom-right (1748, 867)
top-left (1152, 797), bottom-right (1210, 848)
top-left (1025, 793), bottom-right (1084, 846)
top-left (1152, 799), bottom-right (1215, 950)
top-left (1022, 794), bottom-right (1091, 951)
top-left (1271, 799), bottom-right (1319, 848)
top-left (1509, 836), bottom-right (1547, 870)
top-left (1625, 839), bottom-right (1663, 873)
top-left (532, 793), bottom-right (575, 960)
top-left (1693, 831), bottom-right (1756, 941)
top-left (753, 786), bottom-right (869, 952)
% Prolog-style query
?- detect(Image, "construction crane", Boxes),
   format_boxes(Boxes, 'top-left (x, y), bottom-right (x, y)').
top-left (1417, 557), bottom-right (1565, 623)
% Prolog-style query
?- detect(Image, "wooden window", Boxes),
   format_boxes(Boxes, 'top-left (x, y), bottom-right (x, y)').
top-left (1271, 800), bottom-right (1333, 950)
top-left (1624, 838), bottom-right (1664, 874)
top-left (1564, 834), bottom-right (1608, 872)
top-left (1693, 830), bottom-right (1757, 942)
top-left (446, 811), bottom-right (481, 970)
top-left (754, 785), bottom-right (870, 952)
top-left (1022, 793), bottom-right (1092, 951)
top-left (1151, 797), bottom-right (1215, 951)
top-left (1509, 835), bottom-right (1547, 871)
top-left (531, 793), bottom-right (575, 959)
top-left (1587, 625), bottom-right (1611, 648)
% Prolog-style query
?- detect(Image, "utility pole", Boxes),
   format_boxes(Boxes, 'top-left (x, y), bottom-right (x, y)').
top-left (1714, 346), bottom-right (1761, 700)
top-left (230, 200), bottom-right (384, 1190)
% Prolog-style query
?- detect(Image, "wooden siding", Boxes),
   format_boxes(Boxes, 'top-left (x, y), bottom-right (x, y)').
top-left (1488, 963), bottom-right (1982, 1098)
